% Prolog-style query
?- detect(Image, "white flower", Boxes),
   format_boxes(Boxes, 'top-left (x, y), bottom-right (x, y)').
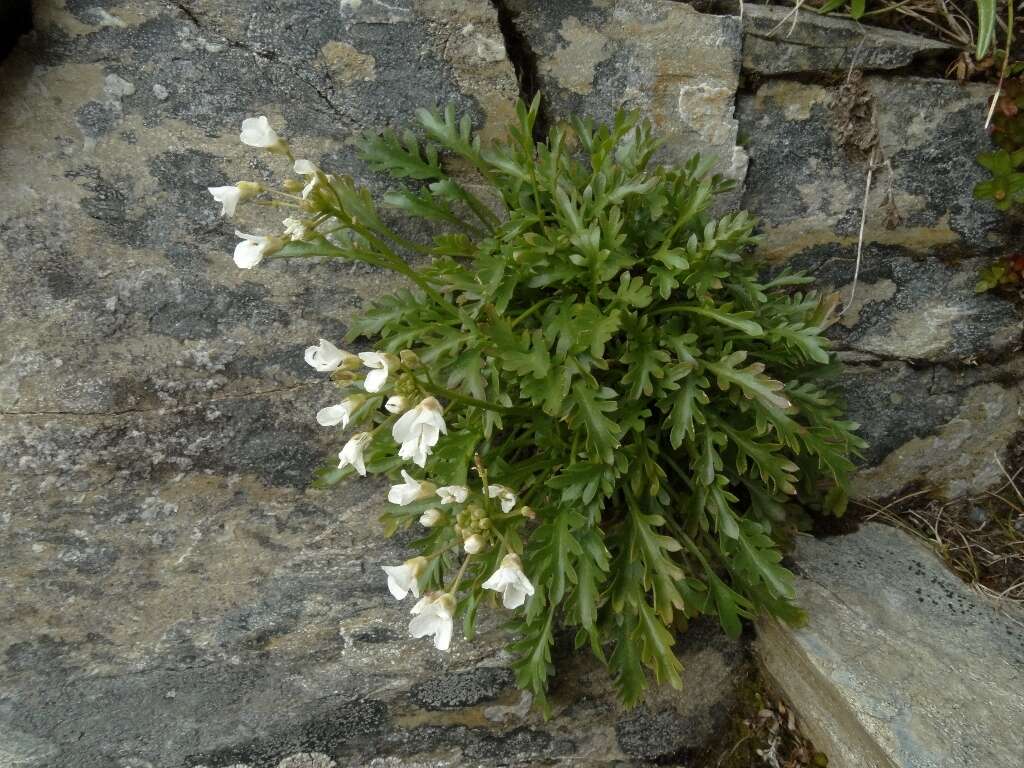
top-left (409, 593), bottom-right (455, 651)
top-left (316, 395), bottom-right (364, 428)
top-left (282, 217), bottom-right (309, 241)
top-left (382, 555), bottom-right (427, 600)
top-left (392, 397), bottom-right (447, 468)
top-left (233, 230), bottom-right (278, 269)
top-left (208, 185), bottom-right (242, 217)
top-left (482, 553), bottom-right (535, 609)
top-left (239, 115), bottom-right (280, 148)
top-left (358, 351), bottom-right (398, 393)
top-left (305, 339), bottom-right (358, 372)
top-left (387, 469), bottom-right (437, 506)
top-left (338, 432), bottom-right (372, 476)
top-left (293, 158), bottom-right (319, 199)
top-left (385, 395), bottom-right (409, 414)
top-left (486, 484), bottom-right (517, 514)
top-left (419, 508), bottom-right (442, 527)
top-left (463, 534), bottom-right (486, 555)
top-left (436, 485), bottom-right (469, 504)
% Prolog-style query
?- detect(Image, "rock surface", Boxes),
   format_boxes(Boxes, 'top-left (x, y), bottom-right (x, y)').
top-left (757, 523), bottom-right (1024, 768)
top-left (0, 2), bottom-right (751, 766)
top-left (3, 0), bottom-right (1024, 764)
top-left (741, 5), bottom-right (951, 76)
top-left (505, 0), bottom-right (748, 180)
top-left (738, 74), bottom-right (1023, 499)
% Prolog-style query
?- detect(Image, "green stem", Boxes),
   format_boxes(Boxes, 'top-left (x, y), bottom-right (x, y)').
top-left (413, 374), bottom-right (512, 413)
top-left (510, 299), bottom-right (550, 328)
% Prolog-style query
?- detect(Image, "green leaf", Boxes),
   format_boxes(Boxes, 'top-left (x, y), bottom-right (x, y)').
top-left (729, 518), bottom-right (797, 601)
top-left (664, 374), bottom-right (710, 449)
top-left (975, 0), bottom-right (996, 59)
top-left (548, 462), bottom-right (617, 506)
top-left (620, 334), bottom-right (670, 398)
top-left (708, 572), bottom-right (754, 638)
top-left (357, 128), bottom-right (444, 180)
top-left (706, 351), bottom-right (792, 412)
top-left (346, 289), bottom-right (433, 340)
top-left (569, 383), bottom-right (622, 464)
top-left (685, 306), bottom-right (764, 336)
top-left (565, 528), bottom-right (610, 654)
top-left (528, 509), bottom-right (585, 605)
top-left (610, 610), bottom-right (648, 706)
top-left (510, 604), bottom-right (557, 715)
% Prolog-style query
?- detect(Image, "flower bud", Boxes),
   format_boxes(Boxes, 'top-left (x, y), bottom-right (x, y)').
top-left (331, 370), bottom-right (357, 385)
top-left (419, 508), bottom-right (443, 528)
top-left (463, 534), bottom-right (486, 555)
top-left (236, 180), bottom-right (263, 199)
top-left (399, 349), bottom-right (421, 368)
top-left (282, 178), bottom-right (305, 194)
top-left (519, 506), bottom-right (536, 520)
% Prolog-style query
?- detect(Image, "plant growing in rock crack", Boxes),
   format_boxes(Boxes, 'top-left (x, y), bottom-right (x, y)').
top-left (209, 98), bottom-right (865, 711)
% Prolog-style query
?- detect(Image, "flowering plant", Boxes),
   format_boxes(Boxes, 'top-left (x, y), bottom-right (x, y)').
top-left (212, 100), bottom-right (864, 710)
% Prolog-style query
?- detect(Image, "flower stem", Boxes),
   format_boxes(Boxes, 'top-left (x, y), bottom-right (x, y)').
top-left (449, 553), bottom-right (473, 594)
top-left (413, 374), bottom-right (512, 414)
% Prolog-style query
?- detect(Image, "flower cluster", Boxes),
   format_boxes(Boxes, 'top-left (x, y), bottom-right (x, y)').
top-left (209, 103), bottom-right (864, 711)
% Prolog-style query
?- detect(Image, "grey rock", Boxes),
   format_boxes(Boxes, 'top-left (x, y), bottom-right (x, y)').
top-left (742, 5), bottom-right (951, 76)
top-left (757, 523), bottom-right (1024, 768)
top-left (506, 0), bottom-right (748, 180)
top-left (799, 250), bottom-right (1023, 365)
top-left (739, 76), bottom-right (1013, 261)
top-left (0, 2), bottom-right (751, 766)
top-left (739, 75), bottom-right (1023, 499)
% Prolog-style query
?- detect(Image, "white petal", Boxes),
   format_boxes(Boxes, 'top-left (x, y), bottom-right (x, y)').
top-left (208, 185), bottom-right (241, 217)
top-left (233, 239), bottom-right (263, 269)
top-left (240, 115), bottom-right (279, 147)
top-left (391, 408), bottom-right (420, 444)
top-left (436, 486), bottom-right (469, 504)
top-left (433, 617), bottom-right (453, 650)
top-left (316, 404), bottom-right (349, 427)
top-left (364, 368), bottom-right (388, 393)
top-left (305, 339), bottom-right (345, 372)
top-left (382, 565), bottom-right (411, 600)
top-left (293, 158), bottom-right (316, 175)
top-left (481, 570), bottom-right (505, 592)
top-left (500, 587), bottom-right (522, 609)
top-left (408, 613), bottom-right (434, 639)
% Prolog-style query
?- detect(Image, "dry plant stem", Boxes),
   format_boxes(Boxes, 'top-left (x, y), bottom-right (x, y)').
top-left (768, 0), bottom-right (805, 37)
top-left (994, 452), bottom-right (1024, 507)
top-left (837, 147), bottom-right (880, 319)
top-left (985, 1), bottom-right (1016, 130)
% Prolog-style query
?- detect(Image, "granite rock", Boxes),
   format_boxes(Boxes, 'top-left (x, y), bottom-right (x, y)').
top-left (757, 523), bottom-right (1024, 768)
top-left (741, 5), bottom-right (952, 76)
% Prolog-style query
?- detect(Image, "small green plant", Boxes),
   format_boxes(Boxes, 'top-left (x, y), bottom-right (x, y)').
top-left (814, 0), bottom-right (1000, 60)
top-left (210, 98), bottom-right (864, 710)
top-left (974, 147), bottom-right (1024, 211)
